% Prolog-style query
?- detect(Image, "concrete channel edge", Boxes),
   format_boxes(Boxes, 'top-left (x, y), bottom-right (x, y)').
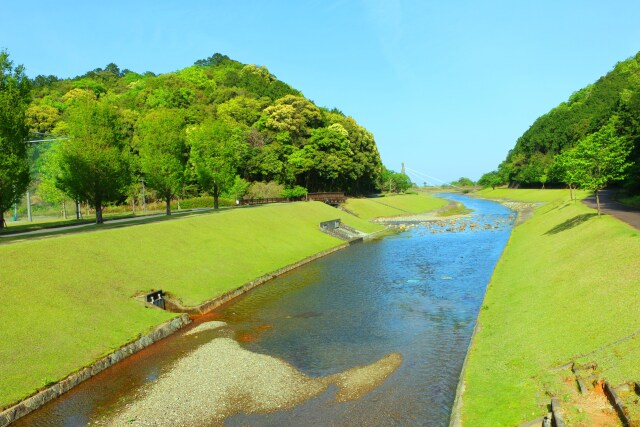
top-left (0, 314), bottom-right (191, 427)
top-left (1, 229), bottom-right (382, 426)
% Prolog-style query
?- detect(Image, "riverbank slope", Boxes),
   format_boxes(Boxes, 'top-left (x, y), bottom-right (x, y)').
top-left (0, 201), bottom-right (383, 410)
top-left (2, 192), bottom-right (451, 414)
top-left (459, 189), bottom-right (640, 425)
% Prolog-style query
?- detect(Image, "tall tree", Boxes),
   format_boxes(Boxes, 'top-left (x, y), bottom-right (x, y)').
top-left (0, 50), bottom-right (31, 229)
top-left (571, 118), bottom-right (634, 215)
top-left (134, 108), bottom-right (188, 215)
top-left (53, 98), bottom-right (132, 224)
top-left (188, 119), bottom-right (248, 209)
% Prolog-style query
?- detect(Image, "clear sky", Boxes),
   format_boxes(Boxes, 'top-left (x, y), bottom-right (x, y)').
top-left (2, 0), bottom-right (640, 183)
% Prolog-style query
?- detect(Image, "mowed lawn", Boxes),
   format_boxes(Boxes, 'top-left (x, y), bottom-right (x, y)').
top-left (342, 192), bottom-right (448, 220)
top-left (0, 201), bottom-right (382, 409)
top-left (461, 189), bottom-right (640, 425)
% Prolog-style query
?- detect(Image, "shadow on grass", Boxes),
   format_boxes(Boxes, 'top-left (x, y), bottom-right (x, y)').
top-left (545, 213), bottom-right (598, 235)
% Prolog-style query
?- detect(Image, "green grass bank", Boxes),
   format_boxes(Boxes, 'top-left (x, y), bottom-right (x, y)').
top-left (0, 201), bottom-right (381, 409)
top-left (460, 189), bottom-right (640, 425)
top-left (342, 192), bottom-right (448, 220)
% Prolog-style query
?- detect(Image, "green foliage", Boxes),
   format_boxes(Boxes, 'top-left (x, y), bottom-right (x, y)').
top-left (22, 51), bottom-right (383, 214)
top-left (0, 50), bottom-right (31, 225)
top-left (246, 180), bottom-right (285, 199)
top-left (570, 117), bottom-right (633, 192)
top-left (477, 170), bottom-right (505, 189)
top-left (282, 185), bottom-right (308, 198)
top-left (486, 52), bottom-right (640, 191)
top-left (134, 108), bottom-right (189, 214)
top-left (188, 119), bottom-right (248, 208)
top-left (450, 177), bottom-right (475, 187)
top-left (378, 167), bottom-right (412, 193)
top-left (52, 98), bottom-right (132, 223)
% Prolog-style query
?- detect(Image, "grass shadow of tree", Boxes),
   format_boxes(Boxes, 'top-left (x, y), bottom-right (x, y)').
top-left (545, 213), bottom-right (598, 235)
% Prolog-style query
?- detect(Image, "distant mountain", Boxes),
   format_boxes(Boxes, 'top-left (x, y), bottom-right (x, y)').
top-left (480, 52), bottom-right (640, 191)
top-left (26, 53), bottom-right (383, 195)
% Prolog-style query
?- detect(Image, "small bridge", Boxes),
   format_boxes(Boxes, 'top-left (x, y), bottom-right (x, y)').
top-left (307, 192), bottom-right (347, 205)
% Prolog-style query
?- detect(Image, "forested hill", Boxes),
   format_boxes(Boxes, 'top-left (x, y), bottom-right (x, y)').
top-left (479, 51), bottom-right (640, 192)
top-left (26, 53), bottom-right (383, 196)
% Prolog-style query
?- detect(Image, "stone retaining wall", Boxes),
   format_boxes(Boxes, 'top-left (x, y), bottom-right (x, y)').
top-left (0, 314), bottom-right (191, 427)
top-left (1, 227), bottom-right (382, 426)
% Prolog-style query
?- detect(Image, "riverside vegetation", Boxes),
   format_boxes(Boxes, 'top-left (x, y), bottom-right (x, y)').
top-left (478, 51), bottom-right (640, 206)
top-left (0, 49), bottom-right (411, 228)
top-left (460, 188), bottom-right (640, 425)
top-left (0, 192), bottom-right (445, 412)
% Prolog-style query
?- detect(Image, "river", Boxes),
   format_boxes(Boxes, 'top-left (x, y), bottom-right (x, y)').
top-left (14, 194), bottom-right (514, 426)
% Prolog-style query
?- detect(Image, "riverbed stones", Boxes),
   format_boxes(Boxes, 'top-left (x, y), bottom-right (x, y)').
top-left (100, 337), bottom-right (402, 426)
top-left (184, 321), bottom-right (228, 336)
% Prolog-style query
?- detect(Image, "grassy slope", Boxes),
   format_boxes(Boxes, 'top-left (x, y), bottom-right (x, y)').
top-left (461, 189), bottom-right (640, 425)
top-left (0, 202), bottom-right (381, 409)
top-left (343, 193), bottom-right (448, 220)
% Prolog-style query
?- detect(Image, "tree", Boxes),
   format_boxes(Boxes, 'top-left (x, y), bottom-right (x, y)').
top-left (53, 98), bottom-right (132, 224)
top-left (552, 151), bottom-right (581, 200)
top-left (0, 50), bottom-right (31, 229)
top-left (188, 119), bottom-right (248, 209)
top-left (451, 177), bottom-right (475, 187)
top-left (571, 118), bottom-right (634, 215)
top-left (134, 108), bottom-right (188, 215)
top-left (378, 167), bottom-right (412, 193)
top-left (477, 171), bottom-right (504, 189)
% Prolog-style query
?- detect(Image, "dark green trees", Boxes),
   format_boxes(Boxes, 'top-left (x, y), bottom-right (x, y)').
top-left (134, 109), bottom-right (188, 215)
top-left (54, 98), bottom-right (132, 224)
top-left (486, 52), bottom-right (640, 191)
top-left (0, 51), bottom-right (31, 228)
top-left (188, 119), bottom-right (247, 209)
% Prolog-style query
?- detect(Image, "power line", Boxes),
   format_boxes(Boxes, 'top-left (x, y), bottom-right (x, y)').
top-left (405, 166), bottom-right (463, 190)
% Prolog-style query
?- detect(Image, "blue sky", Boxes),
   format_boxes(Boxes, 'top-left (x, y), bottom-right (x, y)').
top-left (2, 0), bottom-right (640, 183)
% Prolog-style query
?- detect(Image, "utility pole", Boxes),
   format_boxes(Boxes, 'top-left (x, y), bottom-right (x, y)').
top-left (141, 178), bottom-right (147, 212)
top-left (26, 190), bottom-right (32, 222)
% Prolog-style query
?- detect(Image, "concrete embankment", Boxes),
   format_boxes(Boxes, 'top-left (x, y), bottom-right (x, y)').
top-left (0, 315), bottom-right (191, 427)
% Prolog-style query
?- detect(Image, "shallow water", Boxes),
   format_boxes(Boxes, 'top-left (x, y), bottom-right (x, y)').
top-left (14, 194), bottom-right (513, 426)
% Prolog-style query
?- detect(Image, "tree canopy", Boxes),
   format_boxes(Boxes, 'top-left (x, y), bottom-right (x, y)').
top-left (0, 51), bottom-right (32, 228)
top-left (19, 52), bottom-right (385, 220)
top-left (481, 51), bottom-right (640, 192)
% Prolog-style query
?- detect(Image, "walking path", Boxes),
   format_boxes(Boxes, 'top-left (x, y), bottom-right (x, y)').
top-left (0, 208), bottom-right (215, 241)
top-left (582, 190), bottom-right (640, 230)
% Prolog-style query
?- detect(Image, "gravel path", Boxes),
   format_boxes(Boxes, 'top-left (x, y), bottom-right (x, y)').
top-left (100, 322), bottom-right (402, 426)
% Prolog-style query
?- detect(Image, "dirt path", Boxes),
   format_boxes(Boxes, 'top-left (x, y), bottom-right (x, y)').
top-left (582, 190), bottom-right (640, 230)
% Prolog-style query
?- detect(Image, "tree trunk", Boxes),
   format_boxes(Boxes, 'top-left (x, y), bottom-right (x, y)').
top-left (0, 208), bottom-right (5, 229)
top-left (213, 184), bottom-right (220, 210)
top-left (95, 201), bottom-right (103, 224)
top-left (62, 199), bottom-right (67, 219)
top-left (569, 185), bottom-right (574, 201)
top-left (166, 195), bottom-right (171, 215)
top-left (595, 189), bottom-right (601, 217)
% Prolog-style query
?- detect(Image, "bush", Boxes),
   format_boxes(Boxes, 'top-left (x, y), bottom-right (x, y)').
top-left (246, 181), bottom-right (285, 199)
top-left (281, 185), bottom-right (307, 198)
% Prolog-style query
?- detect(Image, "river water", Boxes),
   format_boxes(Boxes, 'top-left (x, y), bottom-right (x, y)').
top-left (15, 194), bottom-right (514, 426)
